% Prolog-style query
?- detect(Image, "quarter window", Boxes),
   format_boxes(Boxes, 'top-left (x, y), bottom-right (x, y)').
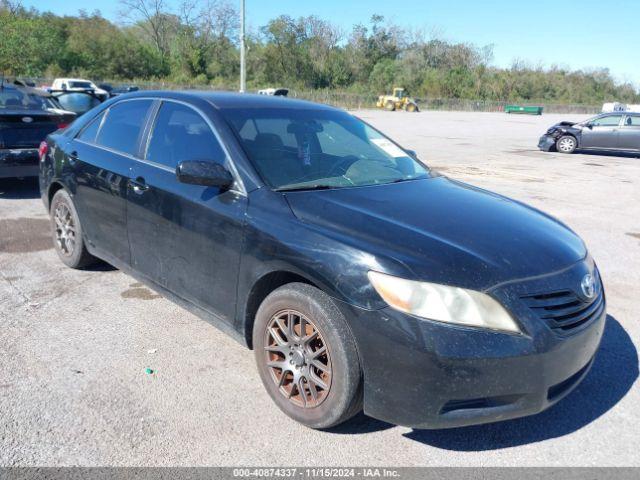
top-left (77, 111), bottom-right (105, 143)
top-left (96, 100), bottom-right (153, 156)
top-left (146, 102), bottom-right (226, 168)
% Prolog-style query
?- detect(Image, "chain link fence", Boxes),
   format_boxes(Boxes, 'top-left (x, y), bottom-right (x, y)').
top-left (28, 77), bottom-right (601, 114)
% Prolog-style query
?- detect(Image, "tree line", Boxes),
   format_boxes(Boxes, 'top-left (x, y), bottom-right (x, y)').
top-left (1, 0), bottom-right (638, 104)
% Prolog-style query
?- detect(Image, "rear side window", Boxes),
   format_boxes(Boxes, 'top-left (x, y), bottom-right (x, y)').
top-left (625, 116), bottom-right (640, 126)
top-left (96, 100), bottom-right (153, 156)
top-left (146, 102), bottom-right (226, 168)
top-left (77, 112), bottom-right (105, 143)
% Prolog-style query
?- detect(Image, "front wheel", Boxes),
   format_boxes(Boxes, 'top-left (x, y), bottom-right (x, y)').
top-left (385, 100), bottom-right (396, 111)
top-left (556, 135), bottom-right (577, 154)
top-left (253, 283), bottom-right (362, 429)
top-left (406, 103), bottom-right (418, 112)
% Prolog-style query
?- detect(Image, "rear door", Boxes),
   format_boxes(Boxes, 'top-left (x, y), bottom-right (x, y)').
top-left (618, 115), bottom-right (640, 150)
top-left (580, 114), bottom-right (623, 149)
top-left (70, 99), bottom-right (154, 264)
top-left (126, 100), bottom-right (247, 321)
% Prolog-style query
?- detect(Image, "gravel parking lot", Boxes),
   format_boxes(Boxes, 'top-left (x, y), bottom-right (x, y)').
top-left (1, 110), bottom-right (639, 466)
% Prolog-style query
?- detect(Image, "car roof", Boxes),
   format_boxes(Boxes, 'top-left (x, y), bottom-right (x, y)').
top-left (121, 90), bottom-right (339, 112)
top-left (55, 78), bottom-right (93, 82)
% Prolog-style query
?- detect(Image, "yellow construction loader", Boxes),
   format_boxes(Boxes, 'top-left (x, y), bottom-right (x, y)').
top-left (376, 87), bottom-right (419, 112)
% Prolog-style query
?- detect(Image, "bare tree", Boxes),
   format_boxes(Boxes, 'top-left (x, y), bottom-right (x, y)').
top-left (0, 0), bottom-right (24, 14)
top-left (119, 0), bottom-right (174, 63)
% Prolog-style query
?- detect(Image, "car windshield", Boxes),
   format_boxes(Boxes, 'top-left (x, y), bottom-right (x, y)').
top-left (0, 88), bottom-right (58, 110)
top-left (222, 107), bottom-right (430, 190)
top-left (69, 81), bottom-right (93, 89)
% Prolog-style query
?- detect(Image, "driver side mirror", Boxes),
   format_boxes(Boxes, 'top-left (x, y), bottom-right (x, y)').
top-left (405, 149), bottom-right (417, 158)
top-left (586, 123), bottom-right (594, 129)
top-left (176, 160), bottom-right (233, 189)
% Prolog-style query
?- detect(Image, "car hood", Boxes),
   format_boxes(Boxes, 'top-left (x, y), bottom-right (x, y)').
top-left (284, 176), bottom-right (587, 290)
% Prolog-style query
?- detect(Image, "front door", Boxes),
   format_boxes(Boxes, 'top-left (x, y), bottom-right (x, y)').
top-left (618, 115), bottom-right (640, 151)
top-left (126, 100), bottom-right (246, 321)
top-left (580, 114), bottom-right (623, 149)
top-left (69, 99), bottom-right (154, 264)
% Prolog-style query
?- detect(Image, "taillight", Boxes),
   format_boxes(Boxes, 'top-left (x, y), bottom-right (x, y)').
top-left (38, 141), bottom-right (48, 159)
top-left (57, 123), bottom-right (69, 129)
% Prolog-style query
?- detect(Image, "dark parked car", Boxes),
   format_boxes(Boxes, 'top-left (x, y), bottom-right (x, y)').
top-left (0, 81), bottom-right (76, 178)
top-left (98, 83), bottom-right (140, 98)
top-left (539, 112), bottom-right (640, 154)
top-left (49, 89), bottom-right (104, 116)
top-left (40, 91), bottom-right (606, 429)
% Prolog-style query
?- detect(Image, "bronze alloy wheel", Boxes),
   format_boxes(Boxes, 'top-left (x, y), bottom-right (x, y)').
top-left (54, 203), bottom-right (76, 257)
top-left (264, 309), bottom-right (332, 408)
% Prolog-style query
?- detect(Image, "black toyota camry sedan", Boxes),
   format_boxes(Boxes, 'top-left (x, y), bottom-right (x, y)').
top-left (39, 91), bottom-right (606, 429)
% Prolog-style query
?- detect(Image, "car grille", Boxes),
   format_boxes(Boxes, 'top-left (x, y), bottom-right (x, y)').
top-left (521, 279), bottom-right (604, 333)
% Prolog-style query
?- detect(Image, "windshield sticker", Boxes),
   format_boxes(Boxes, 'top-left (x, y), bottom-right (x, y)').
top-left (371, 138), bottom-right (407, 158)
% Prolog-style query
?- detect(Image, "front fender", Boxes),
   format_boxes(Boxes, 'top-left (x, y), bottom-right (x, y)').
top-left (236, 189), bottom-right (407, 323)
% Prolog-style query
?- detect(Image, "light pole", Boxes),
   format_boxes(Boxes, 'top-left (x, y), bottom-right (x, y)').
top-left (239, 0), bottom-right (246, 93)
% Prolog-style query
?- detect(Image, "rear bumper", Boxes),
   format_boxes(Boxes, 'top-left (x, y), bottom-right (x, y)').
top-left (339, 260), bottom-right (606, 429)
top-left (0, 148), bottom-right (39, 178)
top-left (538, 135), bottom-right (556, 151)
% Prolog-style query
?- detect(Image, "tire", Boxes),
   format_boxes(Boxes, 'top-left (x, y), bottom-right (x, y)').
top-left (50, 189), bottom-right (96, 268)
top-left (385, 100), bottom-right (396, 111)
top-left (406, 103), bottom-right (418, 112)
top-left (556, 135), bottom-right (577, 154)
top-left (253, 283), bottom-right (362, 429)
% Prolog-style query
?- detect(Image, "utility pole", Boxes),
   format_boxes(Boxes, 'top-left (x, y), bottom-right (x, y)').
top-left (239, 0), bottom-right (246, 93)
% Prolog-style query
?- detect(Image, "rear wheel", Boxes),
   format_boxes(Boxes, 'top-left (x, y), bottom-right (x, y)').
top-left (556, 135), bottom-right (577, 154)
top-left (253, 283), bottom-right (362, 429)
top-left (385, 100), bottom-right (396, 111)
top-left (50, 189), bottom-right (96, 268)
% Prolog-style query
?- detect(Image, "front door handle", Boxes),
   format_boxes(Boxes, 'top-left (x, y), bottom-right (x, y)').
top-left (68, 150), bottom-right (78, 165)
top-left (129, 176), bottom-right (149, 194)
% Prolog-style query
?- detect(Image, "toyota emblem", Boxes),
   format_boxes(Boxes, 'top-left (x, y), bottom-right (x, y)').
top-left (580, 274), bottom-right (596, 299)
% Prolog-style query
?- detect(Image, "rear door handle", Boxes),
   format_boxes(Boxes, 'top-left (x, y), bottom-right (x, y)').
top-left (129, 176), bottom-right (149, 194)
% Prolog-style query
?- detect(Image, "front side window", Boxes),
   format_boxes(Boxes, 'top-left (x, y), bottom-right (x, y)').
top-left (222, 108), bottom-right (430, 190)
top-left (591, 115), bottom-right (622, 127)
top-left (96, 100), bottom-right (153, 156)
top-left (146, 101), bottom-right (226, 168)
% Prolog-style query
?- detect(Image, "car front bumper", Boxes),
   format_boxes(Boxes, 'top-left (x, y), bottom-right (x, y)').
top-left (339, 259), bottom-right (606, 429)
top-left (0, 148), bottom-right (39, 178)
top-left (538, 135), bottom-right (557, 151)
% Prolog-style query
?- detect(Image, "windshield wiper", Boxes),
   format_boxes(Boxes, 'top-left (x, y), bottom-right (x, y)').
top-left (275, 184), bottom-right (335, 192)
top-left (387, 176), bottom-right (427, 185)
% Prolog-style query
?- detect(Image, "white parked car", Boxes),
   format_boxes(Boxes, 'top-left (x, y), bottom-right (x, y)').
top-left (257, 87), bottom-right (289, 97)
top-left (51, 78), bottom-right (108, 99)
top-left (602, 102), bottom-right (627, 113)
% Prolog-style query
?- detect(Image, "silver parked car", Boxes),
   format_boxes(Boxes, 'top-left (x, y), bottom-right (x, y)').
top-left (538, 112), bottom-right (640, 153)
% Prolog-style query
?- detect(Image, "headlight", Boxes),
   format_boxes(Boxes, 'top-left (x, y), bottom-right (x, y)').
top-left (368, 271), bottom-right (521, 333)
top-left (546, 128), bottom-right (557, 135)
